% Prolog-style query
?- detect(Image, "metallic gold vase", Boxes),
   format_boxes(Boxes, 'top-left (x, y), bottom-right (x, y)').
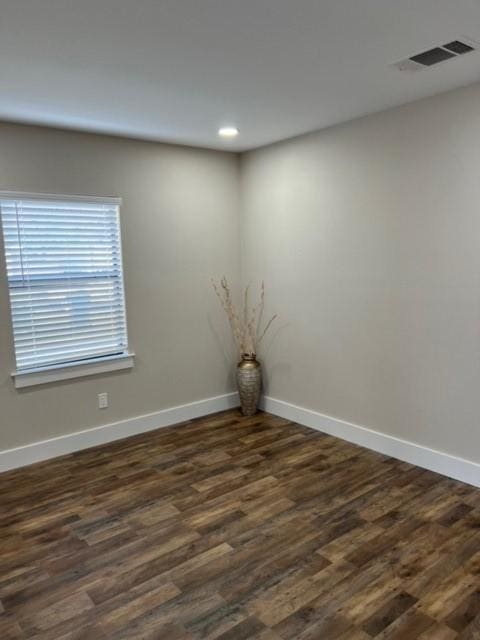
top-left (236, 354), bottom-right (262, 416)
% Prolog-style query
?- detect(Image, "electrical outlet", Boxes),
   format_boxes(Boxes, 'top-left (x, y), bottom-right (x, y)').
top-left (98, 392), bottom-right (108, 409)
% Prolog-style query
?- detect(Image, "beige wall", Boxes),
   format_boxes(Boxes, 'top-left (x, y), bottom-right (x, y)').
top-left (0, 123), bottom-right (240, 449)
top-left (241, 83), bottom-right (480, 464)
top-left (3, 82), bottom-right (480, 462)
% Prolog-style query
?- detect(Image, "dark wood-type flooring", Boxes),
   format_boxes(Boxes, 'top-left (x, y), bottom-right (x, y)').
top-left (1, 409), bottom-right (480, 639)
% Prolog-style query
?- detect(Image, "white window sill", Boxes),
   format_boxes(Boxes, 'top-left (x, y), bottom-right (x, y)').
top-left (12, 353), bottom-right (135, 389)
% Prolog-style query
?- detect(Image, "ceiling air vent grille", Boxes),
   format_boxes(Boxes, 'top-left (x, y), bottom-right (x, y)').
top-left (393, 37), bottom-right (479, 72)
top-left (410, 47), bottom-right (456, 66)
top-left (443, 40), bottom-right (475, 55)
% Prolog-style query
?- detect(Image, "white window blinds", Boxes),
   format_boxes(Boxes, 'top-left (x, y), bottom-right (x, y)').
top-left (0, 194), bottom-right (129, 372)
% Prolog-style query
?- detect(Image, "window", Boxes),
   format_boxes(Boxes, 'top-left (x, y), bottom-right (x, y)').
top-left (0, 192), bottom-right (133, 387)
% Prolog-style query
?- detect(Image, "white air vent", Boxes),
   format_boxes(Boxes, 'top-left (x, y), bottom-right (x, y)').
top-left (393, 37), bottom-right (479, 72)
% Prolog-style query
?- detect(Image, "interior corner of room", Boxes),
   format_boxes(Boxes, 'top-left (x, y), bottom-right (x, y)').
top-left (2, 83), bottom-right (480, 485)
top-left (1, 2), bottom-right (480, 637)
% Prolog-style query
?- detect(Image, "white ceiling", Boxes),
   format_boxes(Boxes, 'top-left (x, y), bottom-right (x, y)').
top-left (1, 0), bottom-right (480, 151)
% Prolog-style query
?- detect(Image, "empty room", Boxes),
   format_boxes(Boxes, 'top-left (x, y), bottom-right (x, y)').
top-left (1, 1), bottom-right (480, 639)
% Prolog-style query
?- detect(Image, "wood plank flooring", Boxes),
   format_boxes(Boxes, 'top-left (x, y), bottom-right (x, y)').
top-left (1, 409), bottom-right (480, 639)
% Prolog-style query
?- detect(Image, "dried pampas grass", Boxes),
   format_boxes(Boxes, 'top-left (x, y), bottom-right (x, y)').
top-left (212, 277), bottom-right (277, 357)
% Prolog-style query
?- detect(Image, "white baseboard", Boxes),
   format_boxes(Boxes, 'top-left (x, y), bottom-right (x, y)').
top-left (261, 396), bottom-right (480, 488)
top-left (0, 392), bottom-right (239, 473)
top-left (4, 391), bottom-right (479, 488)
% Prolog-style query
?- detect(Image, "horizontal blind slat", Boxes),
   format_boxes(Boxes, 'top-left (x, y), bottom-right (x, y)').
top-left (11, 307), bottom-right (126, 321)
top-left (15, 339), bottom-right (126, 356)
top-left (17, 345), bottom-right (126, 369)
top-left (13, 320), bottom-right (125, 336)
top-left (14, 326), bottom-right (127, 347)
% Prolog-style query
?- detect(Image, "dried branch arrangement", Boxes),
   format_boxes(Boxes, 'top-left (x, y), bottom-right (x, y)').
top-left (212, 277), bottom-right (277, 357)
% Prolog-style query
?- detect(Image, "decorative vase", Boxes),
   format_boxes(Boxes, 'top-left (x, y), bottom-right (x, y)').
top-left (236, 354), bottom-right (262, 416)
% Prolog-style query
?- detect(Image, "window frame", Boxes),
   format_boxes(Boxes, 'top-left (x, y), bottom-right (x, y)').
top-left (0, 191), bottom-right (134, 388)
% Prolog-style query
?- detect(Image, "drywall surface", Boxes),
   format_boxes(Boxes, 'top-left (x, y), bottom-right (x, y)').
top-left (241, 83), bottom-right (480, 464)
top-left (0, 123), bottom-right (240, 449)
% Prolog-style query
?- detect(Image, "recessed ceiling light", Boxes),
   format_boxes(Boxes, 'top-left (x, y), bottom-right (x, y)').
top-left (218, 126), bottom-right (239, 138)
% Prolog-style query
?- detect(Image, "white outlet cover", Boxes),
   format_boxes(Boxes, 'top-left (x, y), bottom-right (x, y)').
top-left (98, 393), bottom-right (109, 409)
